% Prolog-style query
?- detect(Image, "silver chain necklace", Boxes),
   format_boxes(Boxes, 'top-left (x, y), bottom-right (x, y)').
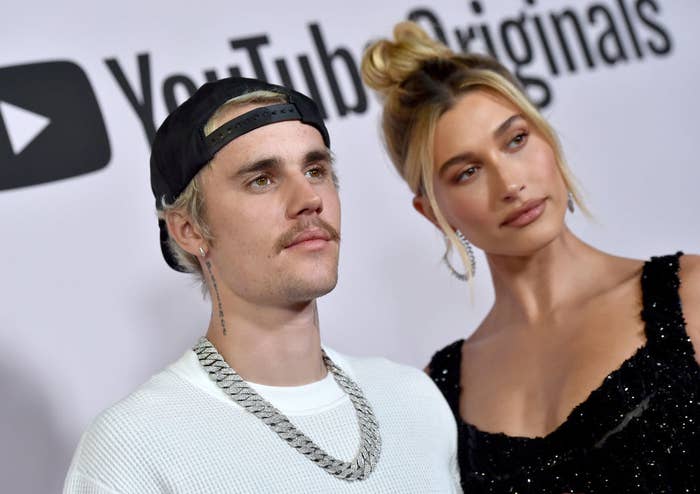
top-left (193, 337), bottom-right (382, 481)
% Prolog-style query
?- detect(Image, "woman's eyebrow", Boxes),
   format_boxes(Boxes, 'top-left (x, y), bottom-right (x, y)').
top-left (439, 151), bottom-right (479, 177)
top-left (494, 114), bottom-right (524, 139)
top-left (438, 114), bottom-right (525, 176)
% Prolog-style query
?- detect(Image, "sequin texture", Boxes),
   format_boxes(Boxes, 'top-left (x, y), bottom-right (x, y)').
top-left (429, 253), bottom-right (700, 493)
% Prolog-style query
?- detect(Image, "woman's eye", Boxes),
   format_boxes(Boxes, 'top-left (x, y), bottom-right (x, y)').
top-left (456, 167), bottom-right (478, 183)
top-left (508, 132), bottom-right (528, 149)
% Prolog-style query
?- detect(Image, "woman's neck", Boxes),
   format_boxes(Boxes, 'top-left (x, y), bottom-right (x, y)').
top-left (485, 229), bottom-right (611, 326)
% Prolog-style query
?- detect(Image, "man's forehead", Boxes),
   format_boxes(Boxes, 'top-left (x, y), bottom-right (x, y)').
top-left (213, 121), bottom-right (329, 169)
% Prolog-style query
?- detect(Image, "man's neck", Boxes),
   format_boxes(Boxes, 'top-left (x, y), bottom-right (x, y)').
top-left (204, 298), bottom-right (326, 386)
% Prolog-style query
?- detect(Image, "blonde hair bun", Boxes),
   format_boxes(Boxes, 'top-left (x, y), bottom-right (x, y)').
top-left (362, 21), bottom-right (453, 95)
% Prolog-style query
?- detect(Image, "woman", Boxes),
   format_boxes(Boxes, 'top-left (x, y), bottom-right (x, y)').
top-left (361, 22), bottom-right (700, 493)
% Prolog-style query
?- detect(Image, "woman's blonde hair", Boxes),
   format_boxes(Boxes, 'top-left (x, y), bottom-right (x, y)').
top-left (361, 21), bottom-right (586, 278)
top-left (157, 90), bottom-right (288, 288)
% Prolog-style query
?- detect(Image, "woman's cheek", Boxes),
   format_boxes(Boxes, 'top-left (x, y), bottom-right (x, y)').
top-left (527, 140), bottom-right (559, 181)
top-left (444, 191), bottom-right (488, 230)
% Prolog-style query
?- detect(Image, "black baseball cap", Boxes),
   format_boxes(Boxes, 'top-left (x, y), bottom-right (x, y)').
top-left (150, 77), bottom-right (330, 272)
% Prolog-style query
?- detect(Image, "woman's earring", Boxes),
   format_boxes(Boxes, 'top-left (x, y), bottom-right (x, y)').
top-left (567, 192), bottom-right (575, 213)
top-left (443, 230), bottom-right (476, 281)
top-left (198, 246), bottom-right (207, 258)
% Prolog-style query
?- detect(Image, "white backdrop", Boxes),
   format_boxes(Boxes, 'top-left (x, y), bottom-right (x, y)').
top-left (1, 1), bottom-right (698, 492)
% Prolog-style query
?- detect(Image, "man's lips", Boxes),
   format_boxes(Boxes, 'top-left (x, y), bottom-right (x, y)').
top-left (284, 228), bottom-right (333, 248)
top-left (275, 219), bottom-right (340, 253)
top-left (501, 198), bottom-right (547, 227)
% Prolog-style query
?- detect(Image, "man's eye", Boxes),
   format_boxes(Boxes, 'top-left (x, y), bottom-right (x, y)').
top-left (305, 166), bottom-right (326, 179)
top-left (250, 176), bottom-right (271, 188)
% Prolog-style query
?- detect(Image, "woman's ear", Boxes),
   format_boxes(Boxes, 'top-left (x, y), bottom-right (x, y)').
top-left (164, 210), bottom-right (204, 257)
top-left (413, 194), bottom-right (441, 230)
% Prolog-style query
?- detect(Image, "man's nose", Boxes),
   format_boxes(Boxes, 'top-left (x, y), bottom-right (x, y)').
top-left (286, 173), bottom-right (323, 218)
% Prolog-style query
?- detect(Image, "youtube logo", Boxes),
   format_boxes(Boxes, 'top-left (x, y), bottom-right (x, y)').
top-left (0, 61), bottom-right (110, 191)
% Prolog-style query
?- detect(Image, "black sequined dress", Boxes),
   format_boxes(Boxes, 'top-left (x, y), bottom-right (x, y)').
top-left (429, 253), bottom-right (700, 493)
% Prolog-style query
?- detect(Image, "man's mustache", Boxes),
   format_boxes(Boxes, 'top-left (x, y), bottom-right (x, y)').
top-left (274, 218), bottom-right (341, 253)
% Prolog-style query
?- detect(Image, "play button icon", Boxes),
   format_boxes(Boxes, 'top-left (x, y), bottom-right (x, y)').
top-left (0, 61), bottom-right (111, 191)
top-left (0, 101), bottom-right (51, 156)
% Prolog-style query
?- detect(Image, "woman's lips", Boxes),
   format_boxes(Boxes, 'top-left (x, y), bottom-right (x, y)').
top-left (501, 199), bottom-right (547, 227)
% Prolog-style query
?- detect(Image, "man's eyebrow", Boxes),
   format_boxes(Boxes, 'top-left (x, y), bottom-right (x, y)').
top-left (303, 148), bottom-right (334, 165)
top-left (234, 148), bottom-right (332, 178)
top-left (234, 157), bottom-right (282, 177)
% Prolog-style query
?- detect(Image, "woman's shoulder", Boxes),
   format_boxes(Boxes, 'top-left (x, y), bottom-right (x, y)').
top-left (679, 253), bottom-right (700, 275)
top-left (425, 339), bottom-right (464, 374)
top-left (423, 339), bottom-right (464, 413)
top-left (679, 253), bottom-right (700, 363)
top-left (677, 253), bottom-right (700, 309)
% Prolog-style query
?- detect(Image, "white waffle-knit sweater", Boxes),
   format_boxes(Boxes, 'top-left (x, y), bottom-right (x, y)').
top-left (64, 347), bottom-right (461, 493)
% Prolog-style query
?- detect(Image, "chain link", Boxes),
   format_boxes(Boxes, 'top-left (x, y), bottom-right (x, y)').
top-left (193, 337), bottom-right (382, 481)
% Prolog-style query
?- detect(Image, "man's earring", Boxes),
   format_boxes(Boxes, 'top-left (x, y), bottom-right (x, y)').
top-left (567, 192), bottom-right (575, 213)
top-left (199, 246), bottom-right (207, 258)
top-left (442, 230), bottom-right (476, 281)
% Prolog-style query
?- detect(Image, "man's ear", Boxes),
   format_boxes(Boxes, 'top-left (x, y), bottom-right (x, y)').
top-left (164, 210), bottom-right (205, 257)
top-left (413, 194), bottom-right (441, 231)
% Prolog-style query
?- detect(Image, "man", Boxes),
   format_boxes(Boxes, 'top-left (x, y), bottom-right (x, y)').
top-left (64, 77), bottom-right (460, 493)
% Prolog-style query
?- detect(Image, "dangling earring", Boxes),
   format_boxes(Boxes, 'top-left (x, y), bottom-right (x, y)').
top-left (567, 191), bottom-right (575, 213)
top-left (442, 229), bottom-right (476, 281)
top-left (198, 246), bottom-right (207, 258)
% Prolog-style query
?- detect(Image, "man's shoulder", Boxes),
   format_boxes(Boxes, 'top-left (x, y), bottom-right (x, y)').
top-left (341, 352), bottom-right (423, 379)
top-left (65, 356), bottom-right (199, 490)
top-left (82, 350), bottom-right (223, 444)
top-left (330, 349), bottom-right (457, 439)
top-left (329, 349), bottom-right (444, 402)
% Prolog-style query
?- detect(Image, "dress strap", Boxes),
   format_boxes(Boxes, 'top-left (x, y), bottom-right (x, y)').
top-left (640, 252), bottom-right (694, 358)
top-left (428, 339), bottom-right (464, 416)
